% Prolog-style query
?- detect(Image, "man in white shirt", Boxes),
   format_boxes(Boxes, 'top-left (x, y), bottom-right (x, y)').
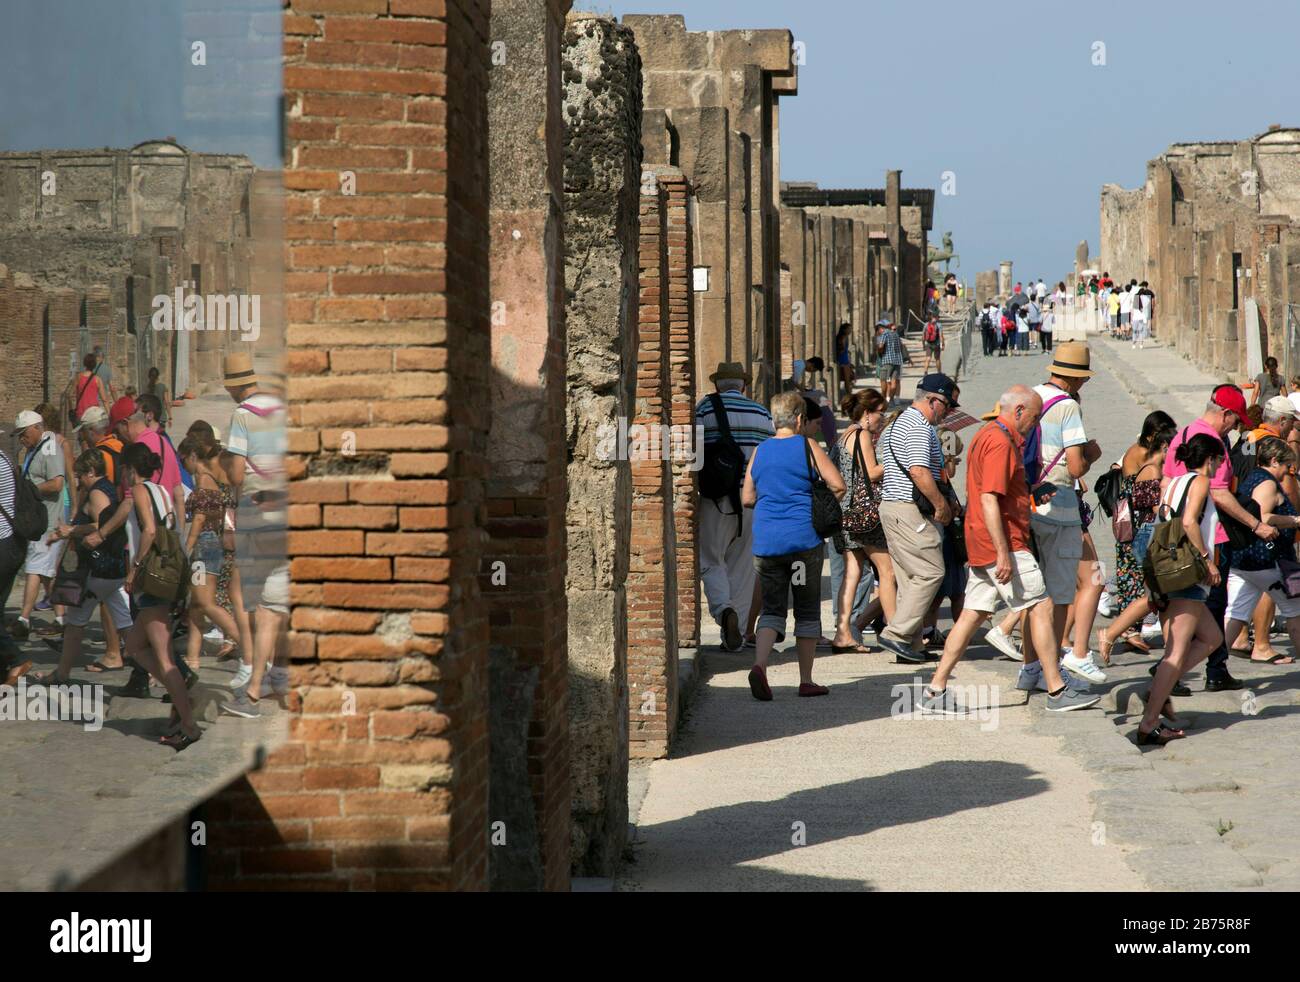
top-left (1131, 282), bottom-right (1153, 348)
top-left (1119, 283), bottom-right (1134, 333)
top-left (1035, 279), bottom-right (1047, 303)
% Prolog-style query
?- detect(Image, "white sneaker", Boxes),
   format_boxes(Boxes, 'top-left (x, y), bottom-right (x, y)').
top-left (985, 625), bottom-right (1021, 661)
top-left (204, 626), bottom-right (224, 642)
top-left (231, 662), bottom-right (252, 690)
top-left (1097, 591), bottom-right (1115, 619)
top-left (1062, 650), bottom-right (1107, 683)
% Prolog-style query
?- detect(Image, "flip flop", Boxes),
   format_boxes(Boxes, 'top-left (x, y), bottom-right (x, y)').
top-left (85, 660), bottom-right (124, 673)
top-left (830, 642), bottom-right (873, 654)
top-left (1251, 653), bottom-right (1295, 665)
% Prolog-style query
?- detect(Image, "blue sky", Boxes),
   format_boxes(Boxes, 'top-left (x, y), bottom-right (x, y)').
top-left (603, 0), bottom-right (1300, 282)
top-left (0, 0), bottom-right (281, 168)
top-left (2, 0), bottom-right (1294, 282)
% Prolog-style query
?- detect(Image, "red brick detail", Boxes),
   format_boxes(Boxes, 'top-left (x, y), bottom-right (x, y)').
top-left (205, 0), bottom-right (493, 892)
top-left (628, 179), bottom-right (679, 759)
top-left (662, 175), bottom-right (700, 650)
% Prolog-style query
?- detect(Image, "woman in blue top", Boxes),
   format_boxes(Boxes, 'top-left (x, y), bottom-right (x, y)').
top-left (741, 391), bottom-right (845, 701)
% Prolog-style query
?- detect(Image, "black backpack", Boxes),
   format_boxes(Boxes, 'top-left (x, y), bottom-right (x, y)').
top-left (979, 311), bottom-right (992, 330)
top-left (697, 393), bottom-right (748, 537)
top-left (0, 452), bottom-right (49, 543)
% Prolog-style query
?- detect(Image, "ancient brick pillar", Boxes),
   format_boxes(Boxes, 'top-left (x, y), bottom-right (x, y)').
top-left (662, 171), bottom-right (699, 653)
top-left (485, 0), bottom-right (572, 892)
top-left (628, 175), bottom-right (678, 758)
top-left (206, 0), bottom-right (494, 892)
top-left (560, 11), bottom-right (640, 878)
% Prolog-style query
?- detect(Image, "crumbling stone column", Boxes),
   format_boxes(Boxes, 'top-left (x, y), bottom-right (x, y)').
top-left (628, 175), bottom-right (679, 758)
top-left (486, 0), bottom-right (572, 893)
top-left (560, 11), bottom-right (640, 878)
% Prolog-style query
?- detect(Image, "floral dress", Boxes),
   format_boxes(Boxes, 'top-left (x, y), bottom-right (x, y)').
top-left (215, 481), bottom-right (238, 616)
top-left (833, 428), bottom-right (887, 550)
top-left (1113, 470), bottom-right (1162, 609)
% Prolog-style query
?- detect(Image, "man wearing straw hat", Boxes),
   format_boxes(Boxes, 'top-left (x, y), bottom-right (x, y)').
top-left (1025, 341), bottom-right (1107, 685)
top-left (220, 352), bottom-right (290, 718)
top-left (695, 362), bottom-right (775, 651)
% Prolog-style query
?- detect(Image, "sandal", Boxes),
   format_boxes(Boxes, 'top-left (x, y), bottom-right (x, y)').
top-left (85, 659), bottom-right (124, 673)
top-left (31, 672), bottom-right (71, 685)
top-left (160, 726), bottom-right (202, 751)
top-left (830, 641), bottom-right (873, 654)
top-left (1250, 653), bottom-right (1295, 665)
top-left (1097, 627), bottom-right (1114, 666)
top-left (1121, 631), bottom-right (1150, 653)
top-left (214, 642), bottom-right (240, 662)
top-left (1139, 688), bottom-right (1183, 727)
top-left (1136, 722), bottom-right (1185, 746)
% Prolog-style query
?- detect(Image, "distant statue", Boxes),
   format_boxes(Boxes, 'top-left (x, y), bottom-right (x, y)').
top-left (927, 231), bottom-right (959, 276)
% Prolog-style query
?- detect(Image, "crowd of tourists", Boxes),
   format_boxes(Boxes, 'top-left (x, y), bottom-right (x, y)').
top-left (978, 279), bottom-right (1064, 357)
top-left (0, 352), bottom-right (288, 751)
top-left (696, 323), bottom-right (1300, 747)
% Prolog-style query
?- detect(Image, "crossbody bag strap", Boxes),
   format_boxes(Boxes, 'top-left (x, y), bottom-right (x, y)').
top-left (710, 392), bottom-right (744, 542)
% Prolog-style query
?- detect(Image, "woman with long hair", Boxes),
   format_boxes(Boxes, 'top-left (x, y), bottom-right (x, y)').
top-left (1137, 434), bottom-right (1225, 746)
top-left (186, 420), bottom-right (254, 668)
top-left (121, 442), bottom-right (202, 750)
top-left (1098, 411), bottom-right (1177, 663)
top-left (178, 431), bottom-right (247, 673)
top-left (830, 389), bottom-right (895, 652)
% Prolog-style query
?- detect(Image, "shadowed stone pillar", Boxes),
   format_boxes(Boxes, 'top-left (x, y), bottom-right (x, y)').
top-left (560, 10), bottom-right (640, 878)
top-left (487, 0), bottom-right (572, 893)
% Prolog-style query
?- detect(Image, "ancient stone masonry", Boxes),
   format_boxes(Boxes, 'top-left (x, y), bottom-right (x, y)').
top-left (0, 267), bottom-right (109, 431)
top-left (779, 179), bottom-right (934, 375)
top-left (628, 169), bottom-right (680, 759)
top-left (0, 144), bottom-right (276, 397)
top-left (625, 14), bottom-right (797, 406)
top-left (486, 0), bottom-right (573, 893)
top-left (561, 10), bottom-right (640, 878)
top-left (1100, 126), bottom-right (1300, 376)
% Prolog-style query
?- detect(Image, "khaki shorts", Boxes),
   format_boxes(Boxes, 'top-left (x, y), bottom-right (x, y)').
top-left (1029, 518), bottom-right (1083, 605)
top-left (964, 551), bottom-right (1048, 613)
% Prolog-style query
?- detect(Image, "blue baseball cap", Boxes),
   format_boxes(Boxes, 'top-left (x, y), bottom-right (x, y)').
top-left (917, 373), bottom-right (959, 408)
top-left (875, 315), bottom-right (894, 327)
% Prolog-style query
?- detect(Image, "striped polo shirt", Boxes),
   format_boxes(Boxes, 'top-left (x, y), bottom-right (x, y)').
top-left (0, 451), bottom-right (15, 540)
top-left (695, 391), bottom-right (775, 462)
top-left (878, 406), bottom-right (944, 502)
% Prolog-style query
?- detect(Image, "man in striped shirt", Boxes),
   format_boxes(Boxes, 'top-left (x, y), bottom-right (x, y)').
top-left (695, 362), bottom-right (775, 650)
top-left (876, 374), bottom-right (956, 662)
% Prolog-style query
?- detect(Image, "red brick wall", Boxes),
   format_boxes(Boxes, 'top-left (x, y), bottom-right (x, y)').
top-left (628, 176), bottom-right (679, 758)
top-left (663, 174), bottom-right (699, 652)
top-left (206, 0), bottom-right (494, 892)
top-left (0, 267), bottom-right (47, 427)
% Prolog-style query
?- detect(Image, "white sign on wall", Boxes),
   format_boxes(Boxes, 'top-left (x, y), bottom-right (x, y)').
top-left (693, 266), bottom-right (709, 292)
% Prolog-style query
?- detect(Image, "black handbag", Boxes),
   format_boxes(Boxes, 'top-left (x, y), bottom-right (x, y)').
top-left (1093, 463), bottom-right (1122, 518)
top-left (804, 438), bottom-right (842, 539)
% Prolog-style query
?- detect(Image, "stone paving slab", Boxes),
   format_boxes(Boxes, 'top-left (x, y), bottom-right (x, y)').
top-left (0, 614), bottom-right (286, 890)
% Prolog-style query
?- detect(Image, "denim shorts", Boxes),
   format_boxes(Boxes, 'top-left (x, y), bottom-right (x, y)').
top-left (754, 545), bottom-right (823, 642)
top-left (1165, 584), bottom-right (1209, 602)
top-left (193, 530), bottom-right (224, 573)
top-left (1132, 522), bottom-right (1154, 565)
top-left (135, 591), bottom-right (170, 610)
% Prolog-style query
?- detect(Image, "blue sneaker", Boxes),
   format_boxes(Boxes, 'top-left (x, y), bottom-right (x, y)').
top-left (1016, 661), bottom-right (1090, 693)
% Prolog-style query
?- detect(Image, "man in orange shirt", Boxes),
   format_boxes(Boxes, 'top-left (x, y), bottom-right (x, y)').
top-left (918, 384), bottom-right (1100, 714)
